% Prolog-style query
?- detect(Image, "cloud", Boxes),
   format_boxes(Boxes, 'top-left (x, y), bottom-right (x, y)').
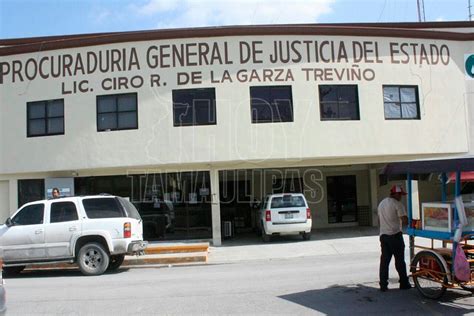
top-left (131, 0), bottom-right (335, 29)
top-left (435, 16), bottom-right (445, 22)
top-left (134, 0), bottom-right (180, 16)
top-left (88, 7), bottom-right (112, 24)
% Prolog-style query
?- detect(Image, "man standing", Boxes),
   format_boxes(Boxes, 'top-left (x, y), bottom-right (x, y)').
top-left (378, 185), bottom-right (411, 291)
top-left (52, 188), bottom-right (61, 199)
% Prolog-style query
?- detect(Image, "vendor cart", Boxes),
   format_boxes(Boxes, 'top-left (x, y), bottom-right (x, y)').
top-left (383, 158), bottom-right (474, 299)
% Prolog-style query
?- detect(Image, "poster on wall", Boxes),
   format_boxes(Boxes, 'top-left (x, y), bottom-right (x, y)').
top-left (46, 187), bottom-right (72, 198)
top-left (45, 177), bottom-right (75, 199)
top-left (422, 203), bottom-right (452, 232)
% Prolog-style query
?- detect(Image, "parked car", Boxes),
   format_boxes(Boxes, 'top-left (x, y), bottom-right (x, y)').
top-left (258, 193), bottom-right (312, 242)
top-left (0, 195), bottom-right (147, 276)
top-left (0, 250), bottom-right (5, 314)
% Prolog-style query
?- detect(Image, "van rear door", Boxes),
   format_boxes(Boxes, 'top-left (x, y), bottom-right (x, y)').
top-left (270, 194), bottom-right (307, 224)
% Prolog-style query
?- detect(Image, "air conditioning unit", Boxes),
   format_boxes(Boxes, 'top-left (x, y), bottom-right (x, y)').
top-left (223, 221), bottom-right (232, 238)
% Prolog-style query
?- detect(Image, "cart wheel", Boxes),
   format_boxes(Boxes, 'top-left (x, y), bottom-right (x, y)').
top-left (460, 284), bottom-right (474, 293)
top-left (411, 250), bottom-right (448, 299)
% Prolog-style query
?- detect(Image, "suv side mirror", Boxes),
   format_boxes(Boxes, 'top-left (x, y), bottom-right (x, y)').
top-left (5, 217), bottom-right (13, 227)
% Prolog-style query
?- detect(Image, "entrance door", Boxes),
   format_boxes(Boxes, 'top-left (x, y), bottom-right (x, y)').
top-left (219, 179), bottom-right (251, 235)
top-left (327, 175), bottom-right (358, 223)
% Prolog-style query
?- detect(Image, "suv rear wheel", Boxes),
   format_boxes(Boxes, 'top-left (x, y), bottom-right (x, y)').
top-left (107, 255), bottom-right (125, 271)
top-left (77, 242), bottom-right (110, 276)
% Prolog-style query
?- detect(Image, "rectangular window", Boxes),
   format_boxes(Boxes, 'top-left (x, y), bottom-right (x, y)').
top-left (82, 197), bottom-right (125, 218)
top-left (27, 99), bottom-right (64, 137)
top-left (97, 93), bottom-right (138, 131)
top-left (50, 202), bottom-right (79, 223)
top-left (18, 179), bottom-right (45, 207)
top-left (172, 88), bottom-right (216, 126)
top-left (270, 195), bottom-right (306, 208)
top-left (383, 85), bottom-right (420, 119)
top-left (12, 204), bottom-right (45, 225)
top-left (319, 85), bottom-right (360, 120)
top-left (250, 86), bottom-right (293, 123)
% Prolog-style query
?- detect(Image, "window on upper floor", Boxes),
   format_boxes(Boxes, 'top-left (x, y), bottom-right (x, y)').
top-left (319, 85), bottom-right (360, 120)
top-left (97, 93), bottom-right (138, 131)
top-left (383, 85), bottom-right (420, 120)
top-left (27, 99), bottom-right (64, 137)
top-left (250, 86), bottom-right (293, 123)
top-left (172, 88), bottom-right (217, 126)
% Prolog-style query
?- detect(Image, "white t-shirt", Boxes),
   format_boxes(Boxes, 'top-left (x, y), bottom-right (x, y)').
top-left (378, 197), bottom-right (407, 236)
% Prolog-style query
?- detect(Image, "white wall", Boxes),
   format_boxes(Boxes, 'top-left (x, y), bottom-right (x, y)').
top-left (0, 35), bottom-right (471, 175)
top-left (466, 40), bottom-right (474, 156)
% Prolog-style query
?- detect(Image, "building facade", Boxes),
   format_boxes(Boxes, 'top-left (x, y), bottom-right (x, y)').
top-left (1, 22), bottom-right (473, 244)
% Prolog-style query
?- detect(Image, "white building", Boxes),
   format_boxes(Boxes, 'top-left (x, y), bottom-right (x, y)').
top-left (1, 22), bottom-right (473, 244)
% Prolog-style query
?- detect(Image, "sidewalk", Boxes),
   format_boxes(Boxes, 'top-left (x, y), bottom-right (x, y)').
top-left (208, 226), bottom-right (382, 264)
top-left (25, 226), bottom-right (431, 271)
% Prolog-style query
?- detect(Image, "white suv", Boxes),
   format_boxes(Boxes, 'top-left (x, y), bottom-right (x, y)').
top-left (0, 195), bottom-right (147, 276)
top-left (258, 193), bottom-right (312, 242)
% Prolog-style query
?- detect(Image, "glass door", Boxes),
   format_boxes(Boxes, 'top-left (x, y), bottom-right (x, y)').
top-left (327, 175), bottom-right (358, 223)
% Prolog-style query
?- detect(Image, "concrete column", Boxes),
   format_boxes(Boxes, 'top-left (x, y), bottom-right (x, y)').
top-left (210, 169), bottom-right (222, 246)
top-left (9, 178), bottom-right (18, 214)
top-left (369, 168), bottom-right (378, 227)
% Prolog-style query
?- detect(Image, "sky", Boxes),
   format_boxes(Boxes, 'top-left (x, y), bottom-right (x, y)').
top-left (0, 0), bottom-right (472, 39)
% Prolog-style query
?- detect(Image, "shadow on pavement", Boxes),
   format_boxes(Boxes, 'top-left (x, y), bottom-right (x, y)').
top-left (221, 226), bottom-right (379, 247)
top-left (279, 283), bottom-right (474, 315)
top-left (4, 267), bottom-right (130, 279)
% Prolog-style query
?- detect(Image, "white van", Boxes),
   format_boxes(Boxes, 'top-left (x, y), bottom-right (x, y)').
top-left (258, 193), bottom-right (312, 242)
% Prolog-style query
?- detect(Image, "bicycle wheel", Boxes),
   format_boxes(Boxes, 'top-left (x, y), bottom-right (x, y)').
top-left (411, 251), bottom-right (448, 299)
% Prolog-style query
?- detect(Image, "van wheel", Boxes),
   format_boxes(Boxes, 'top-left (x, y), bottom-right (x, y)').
top-left (3, 265), bottom-right (25, 276)
top-left (108, 255), bottom-right (125, 271)
top-left (77, 242), bottom-right (110, 276)
top-left (302, 232), bottom-right (311, 240)
top-left (262, 227), bottom-right (271, 242)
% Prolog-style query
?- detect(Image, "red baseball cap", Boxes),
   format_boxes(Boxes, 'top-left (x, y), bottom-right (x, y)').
top-left (390, 185), bottom-right (407, 195)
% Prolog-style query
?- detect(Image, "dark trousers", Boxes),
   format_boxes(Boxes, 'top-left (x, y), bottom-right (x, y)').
top-left (379, 232), bottom-right (409, 287)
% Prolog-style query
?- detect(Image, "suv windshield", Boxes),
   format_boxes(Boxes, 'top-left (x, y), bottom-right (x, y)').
top-left (82, 198), bottom-right (125, 218)
top-left (271, 195), bottom-right (306, 208)
top-left (118, 197), bottom-right (141, 220)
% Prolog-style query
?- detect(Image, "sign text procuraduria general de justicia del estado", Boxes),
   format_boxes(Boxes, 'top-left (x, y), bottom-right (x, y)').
top-left (0, 39), bottom-right (450, 95)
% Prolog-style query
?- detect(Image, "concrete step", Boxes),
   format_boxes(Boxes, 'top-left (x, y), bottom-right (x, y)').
top-left (124, 252), bottom-right (207, 265)
top-left (145, 242), bottom-right (209, 255)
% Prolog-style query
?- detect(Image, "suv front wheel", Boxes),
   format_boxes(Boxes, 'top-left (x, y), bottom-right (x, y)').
top-left (77, 242), bottom-right (110, 276)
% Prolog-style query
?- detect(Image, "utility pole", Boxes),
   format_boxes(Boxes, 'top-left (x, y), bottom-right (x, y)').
top-left (417, 0), bottom-right (426, 22)
top-left (469, 0), bottom-right (473, 21)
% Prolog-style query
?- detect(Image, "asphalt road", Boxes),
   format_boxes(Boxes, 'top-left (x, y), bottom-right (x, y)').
top-left (4, 252), bottom-right (474, 315)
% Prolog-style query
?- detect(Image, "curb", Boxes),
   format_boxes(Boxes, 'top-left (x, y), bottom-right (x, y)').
top-left (24, 243), bottom-right (209, 271)
top-left (145, 243), bottom-right (209, 255)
